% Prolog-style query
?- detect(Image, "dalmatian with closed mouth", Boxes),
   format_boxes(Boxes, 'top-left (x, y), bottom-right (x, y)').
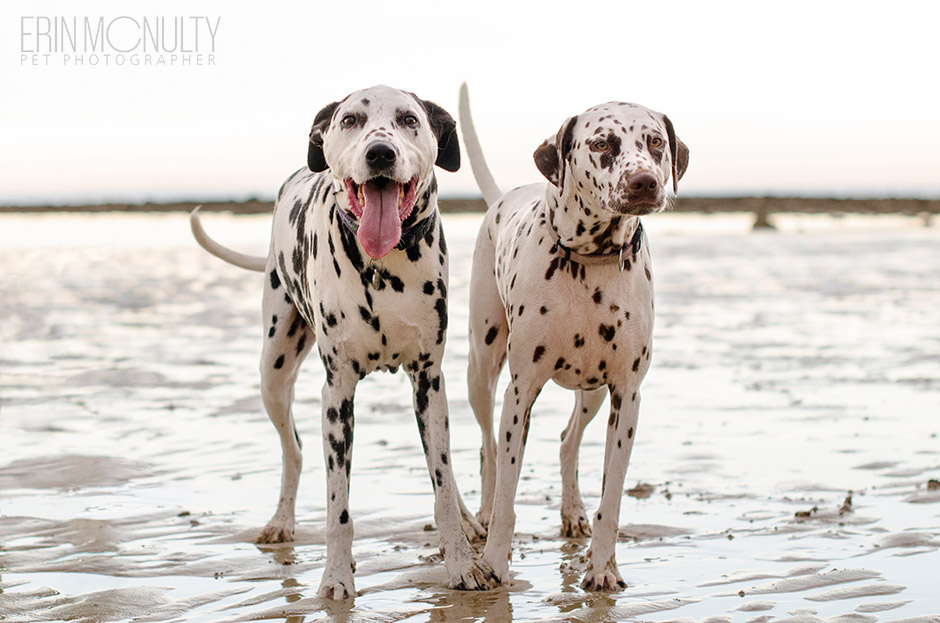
top-left (458, 84), bottom-right (689, 590)
top-left (190, 85), bottom-right (497, 599)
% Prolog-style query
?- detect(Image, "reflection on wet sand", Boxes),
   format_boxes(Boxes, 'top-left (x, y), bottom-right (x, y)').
top-left (1, 213), bottom-right (939, 621)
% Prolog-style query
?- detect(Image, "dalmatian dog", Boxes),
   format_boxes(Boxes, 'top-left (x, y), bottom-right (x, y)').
top-left (190, 85), bottom-right (497, 599)
top-left (458, 84), bottom-right (689, 590)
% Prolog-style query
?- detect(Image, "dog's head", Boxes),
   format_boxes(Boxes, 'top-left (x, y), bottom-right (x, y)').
top-left (307, 85), bottom-right (460, 259)
top-left (534, 102), bottom-right (689, 217)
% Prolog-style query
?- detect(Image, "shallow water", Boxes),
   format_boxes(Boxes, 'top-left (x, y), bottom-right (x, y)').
top-left (1, 212), bottom-right (939, 622)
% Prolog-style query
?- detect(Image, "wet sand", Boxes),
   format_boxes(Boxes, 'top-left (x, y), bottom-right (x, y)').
top-left (1, 212), bottom-right (938, 622)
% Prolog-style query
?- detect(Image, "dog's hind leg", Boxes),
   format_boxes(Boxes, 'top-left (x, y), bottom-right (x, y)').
top-left (466, 225), bottom-right (508, 529)
top-left (560, 387), bottom-right (607, 538)
top-left (257, 262), bottom-right (315, 544)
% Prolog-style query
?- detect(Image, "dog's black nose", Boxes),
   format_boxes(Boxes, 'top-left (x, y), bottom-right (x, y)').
top-left (365, 142), bottom-right (397, 169)
top-left (626, 172), bottom-right (659, 198)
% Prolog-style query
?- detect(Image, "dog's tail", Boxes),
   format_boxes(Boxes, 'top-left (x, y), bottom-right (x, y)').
top-left (458, 83), bottom-right (502, 208)
top-left (190, 207), bottom-right (267, 272)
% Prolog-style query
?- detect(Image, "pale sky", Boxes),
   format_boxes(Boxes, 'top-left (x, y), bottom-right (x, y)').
top-left (2, 0), bottom-right (938, 204)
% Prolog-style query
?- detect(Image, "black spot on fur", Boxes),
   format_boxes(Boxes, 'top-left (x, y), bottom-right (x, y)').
top-left (274, 355), bottom-right (285, 369)
top-left (434, 298), bottom-right (447, 344)
top-left (484, 325), bottom-right (499, 345)
top-left (599, 324), bottom-right (616, 341)
top-left (269, 270), bottom-right (281, 290)
top-left (611, 393), bottom-right (623, 410)
top-left (533, 345), bottom-right (546, 362)
top-left (339, 509), bottom-right (349, 524)
top-left (545, 257), bottom-right (560, 281)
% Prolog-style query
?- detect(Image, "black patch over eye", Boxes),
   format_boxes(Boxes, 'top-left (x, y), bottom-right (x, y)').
top-left (647, 134), bottom-right (665, 163)
top-left (396, 109), bottom-right (420, 128)
top-left (598, 133), bottom-right (622, 171)
top-left (341, 113), bottom-right (364, 129)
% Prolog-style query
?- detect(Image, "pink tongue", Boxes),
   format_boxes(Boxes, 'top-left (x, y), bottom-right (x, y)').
top-left (358, 180), bottom-right (402, 259)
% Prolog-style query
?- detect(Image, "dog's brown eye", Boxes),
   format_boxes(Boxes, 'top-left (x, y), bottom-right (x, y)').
top-left (592, 140), bottom-right (608, 151)
top-left (403, 114), bottom-right (419, 127)
top-left (341, 114), bottom-right (357, 127)
top-left (649, 136), bottom-right (663, 148)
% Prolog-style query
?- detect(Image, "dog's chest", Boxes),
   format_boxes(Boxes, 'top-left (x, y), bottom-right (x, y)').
top-left (495, 205), bottom-right (655, 388)
top-left (273, 175), bottom-right (448, 371)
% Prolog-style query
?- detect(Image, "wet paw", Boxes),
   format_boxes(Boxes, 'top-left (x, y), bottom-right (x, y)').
top-left (450, 558), bottom-right (502, 591)
top-left (561, 511), bottom-right (592, 538)
top-left (256, 521), bottom-right (294, 544)
top-left (581, 566), bottom-right (627, 592)
top-left (462, 512), bottom-right (488, 542)
top-left (481, 550), bottom-right (510, 586)
top-left (475, 507), bottom-right (492, 530)
top-left (317, 574), bottom-right (356, 600)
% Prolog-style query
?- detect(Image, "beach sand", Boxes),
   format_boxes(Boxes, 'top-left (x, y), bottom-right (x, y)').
top-left (1, 211), bottom-right (938, 622)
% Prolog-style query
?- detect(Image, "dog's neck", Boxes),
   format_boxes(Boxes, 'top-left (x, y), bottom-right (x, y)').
top-left (545, 187), bottom-right (638, 256)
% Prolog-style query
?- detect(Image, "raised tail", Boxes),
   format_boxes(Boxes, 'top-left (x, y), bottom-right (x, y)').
top-left (458, 83), bottom-right (502, 207)
top-left (190, 207), bottom-right (267, 272)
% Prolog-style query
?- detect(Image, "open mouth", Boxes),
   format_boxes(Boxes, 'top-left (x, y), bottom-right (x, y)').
top-left (343, 176), bottom-right (418, 258)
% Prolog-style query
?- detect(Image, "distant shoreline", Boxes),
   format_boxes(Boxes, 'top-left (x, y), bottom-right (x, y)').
top-left (1, 197), bottom-right (938, 217)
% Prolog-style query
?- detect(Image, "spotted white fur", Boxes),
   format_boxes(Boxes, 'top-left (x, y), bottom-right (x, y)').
top-left (191, 85), bottom-right (497, 600)
top-left (459, 84), bottom-right (689, 591)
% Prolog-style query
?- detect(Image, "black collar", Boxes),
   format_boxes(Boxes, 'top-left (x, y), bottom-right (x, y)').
top-left (551, 221), bottom-right (644, 272)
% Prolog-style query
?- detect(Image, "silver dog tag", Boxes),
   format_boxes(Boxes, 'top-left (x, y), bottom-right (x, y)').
top-left (370, 260), bottom-right (383, 288)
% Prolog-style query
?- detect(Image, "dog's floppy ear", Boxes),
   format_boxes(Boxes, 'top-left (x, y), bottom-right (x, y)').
top-left (533, 137), bottom-right (559, 186)
top-left (307, 101), bottom-right (339, 172)
top-left (662, 115), bottom-right (689, 193)
top-left (422, 99), bottom-right (461, 172)
top-left (533, 115), bottom-right (578, 187)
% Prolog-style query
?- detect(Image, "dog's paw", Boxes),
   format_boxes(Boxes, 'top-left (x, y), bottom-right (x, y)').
top-left (561, 510), bottom-right (592, 538)
top-left (480, 549), bottom-right (511, 586)
top-left (256, 521), bottom-right (294, 544)
top-left (317, 572), bottom-right (356, 600)
top-left (580, 561), bottom-right (627, 592)
top-left (449, 557), bottom-right (501, 591)
top-left (462, 512), bottom-right (488, 542)
top-left (475, 507), bottom-right (492, 530)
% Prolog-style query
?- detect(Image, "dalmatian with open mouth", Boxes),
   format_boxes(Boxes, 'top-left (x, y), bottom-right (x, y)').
top-left (190, 85), bottom-right (497, 599)
top-left (458, 84), bottom-right (689, 590)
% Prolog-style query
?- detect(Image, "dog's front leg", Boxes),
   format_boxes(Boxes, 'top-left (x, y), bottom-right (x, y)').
top-left (317, 373), bottom-right (358, 600)
top-left (481, 376), bottom-right (543, 584)
top-left (406, 359), bottom-right (499, 591)
top-left (581, 385), bottom-right (640, 592)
